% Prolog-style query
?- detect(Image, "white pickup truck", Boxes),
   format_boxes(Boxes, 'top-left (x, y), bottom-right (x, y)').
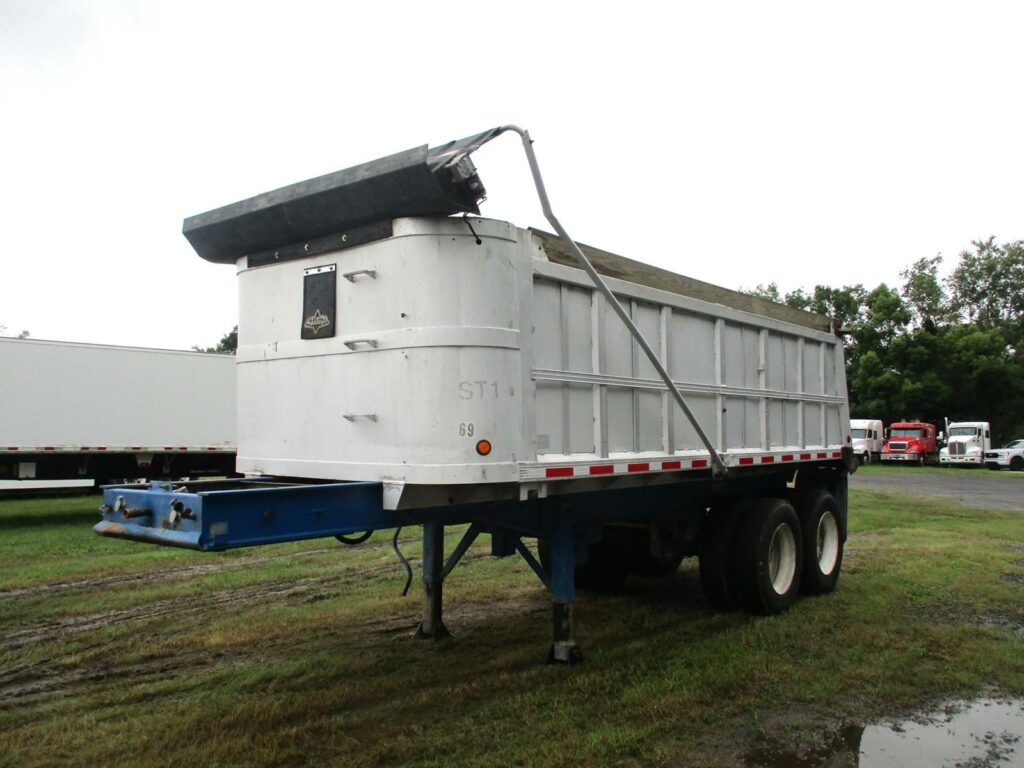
top-left (984, 439), bottom-right (1024, 471)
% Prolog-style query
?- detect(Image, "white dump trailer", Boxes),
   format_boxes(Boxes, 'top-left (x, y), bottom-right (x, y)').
top-left (96, 127), bottom-right (854, 661)
top-left (1, 338), bottom-right (236, 487)
top-left (234, 218), bottom-right (849, 509)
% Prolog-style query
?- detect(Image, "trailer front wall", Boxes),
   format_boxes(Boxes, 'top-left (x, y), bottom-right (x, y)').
top-left (234, 218), bottom-right (528, 485)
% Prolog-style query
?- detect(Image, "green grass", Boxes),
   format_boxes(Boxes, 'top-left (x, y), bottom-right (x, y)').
top-left (0, 480), bottom-right (1022, 767)
top-left (856, 462), bottom-right (1024, 479)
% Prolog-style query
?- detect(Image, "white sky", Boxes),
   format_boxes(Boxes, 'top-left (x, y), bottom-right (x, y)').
top-left (2, 0), bottom-right (1022, 350)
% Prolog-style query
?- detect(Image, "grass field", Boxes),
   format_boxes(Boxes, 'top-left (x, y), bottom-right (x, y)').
top-left (1, 475), bottom-right (1022, 767)
top-left (856, 462), bottom-right (1024, 479)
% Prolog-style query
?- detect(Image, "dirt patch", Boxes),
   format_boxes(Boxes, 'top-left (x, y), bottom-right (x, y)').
top-left (0, 650), bottom-right (241, 708)
top-left (0, 534), bottom-right (427, 601)
top-left (355, 592), bottom-right (547, 638)
top-left (911, 602), bottom-right (1024, 641)
top-left (0, 558), bottom-right (535, 710)
top-left (0, 576), bottom-right (332, 652)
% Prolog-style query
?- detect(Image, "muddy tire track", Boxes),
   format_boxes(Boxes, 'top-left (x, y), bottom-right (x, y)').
top-left (0, 652), bottom-right (237, 707)
top-left (0, 551), bottom-right (528, 709)
top-left (0, 533), bottom-right (428, 601)
top-left (1, 545), bottom-right (495, 653)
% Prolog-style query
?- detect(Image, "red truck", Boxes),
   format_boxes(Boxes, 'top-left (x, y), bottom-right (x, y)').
top-left (880, 421), bottom-right (939, 465)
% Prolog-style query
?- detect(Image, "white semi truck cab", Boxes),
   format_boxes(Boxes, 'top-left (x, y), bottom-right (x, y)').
top-left (849, 419), bottom-right (883, 464)
top-left (939, 421), bottom-right (991, 466)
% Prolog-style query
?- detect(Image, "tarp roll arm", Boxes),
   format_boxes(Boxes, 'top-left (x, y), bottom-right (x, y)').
top-left (455, 125), bottom-right (729, 478)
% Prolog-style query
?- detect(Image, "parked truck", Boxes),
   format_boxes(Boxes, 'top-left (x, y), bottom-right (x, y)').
top-left (939, 421), bottom-right (991, 466)
top-left (94, 126), bottom-right (854, 662)
top-left (880, 421), bottom-right (939, 464)
top-left (1, 338), bottom-right (236, 489)
top-left (850, 419), bottom-right (883, 464)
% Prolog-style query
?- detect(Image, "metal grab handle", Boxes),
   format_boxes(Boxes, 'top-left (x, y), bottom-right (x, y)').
top-left (342, 269), bottom-right (377, 282)
top-left (343, 338), bottom-right (378, 349)
top-left (343, 413), bottom-right (378, 422)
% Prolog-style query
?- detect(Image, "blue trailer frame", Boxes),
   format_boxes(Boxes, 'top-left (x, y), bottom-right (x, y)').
top-left (95, 462), bottom-right (849, 663)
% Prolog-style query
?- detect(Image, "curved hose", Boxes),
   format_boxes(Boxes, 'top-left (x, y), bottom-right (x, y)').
top-left (392, 527), bottom-right (413, 597)
top-left (335, 531), bottom-right (372, 545)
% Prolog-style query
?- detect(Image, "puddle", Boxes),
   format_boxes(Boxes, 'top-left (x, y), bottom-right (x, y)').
top-left (746, 698), bottom-right (1024, 767)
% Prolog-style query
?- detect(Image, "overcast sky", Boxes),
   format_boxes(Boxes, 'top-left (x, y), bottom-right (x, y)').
top-left (2, 1), bottom-right (1022, 350)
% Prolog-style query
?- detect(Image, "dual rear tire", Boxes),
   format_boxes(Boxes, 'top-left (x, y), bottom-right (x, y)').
top-left (699, 491), bottom-right (843, 615)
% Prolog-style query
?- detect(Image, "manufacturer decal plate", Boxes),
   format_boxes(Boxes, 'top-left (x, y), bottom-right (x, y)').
top-left (302, 264), bottom-right (336, 340)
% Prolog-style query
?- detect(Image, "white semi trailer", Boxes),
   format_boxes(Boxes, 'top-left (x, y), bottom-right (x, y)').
top-left (1, 338), bottom-right (236, 488)
top-left (95, 127), bottom-right (854, 661)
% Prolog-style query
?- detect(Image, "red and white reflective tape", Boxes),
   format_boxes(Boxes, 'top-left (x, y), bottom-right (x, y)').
top-left (521, 450), bottom-right (843, 481)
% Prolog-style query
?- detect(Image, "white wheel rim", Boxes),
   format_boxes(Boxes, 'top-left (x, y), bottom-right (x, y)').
top-left (816, 510), bottom-right (840, 574)
top-left (768, 523), bottom-right (797, 594)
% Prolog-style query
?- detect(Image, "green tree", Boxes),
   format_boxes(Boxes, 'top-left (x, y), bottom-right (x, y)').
top-left (851, 284), bottom-right (910, 354)
top-left (193, 326), bottom-right (238, 354)
top-left (947, 238), bottom-right (1024, 327)
top-left (900, 255), bottom-right (951, 330)
top-left (804, 285), bottom-right (867, 333)
top-left (746, 241), bottom-right (1024, 441)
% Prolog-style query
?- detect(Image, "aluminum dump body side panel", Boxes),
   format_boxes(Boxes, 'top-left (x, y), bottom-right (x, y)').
top-left (234, 217), bottom-right (849, 497)
top-left (528, 257), bottom-right (848, 465)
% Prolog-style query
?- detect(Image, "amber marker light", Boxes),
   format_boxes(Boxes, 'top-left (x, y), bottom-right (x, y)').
top-left (476, 439), bottom-right (492, 456)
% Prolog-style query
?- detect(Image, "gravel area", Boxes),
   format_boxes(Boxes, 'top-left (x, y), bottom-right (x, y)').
top-left (851, 469), bottom-right (1024, 512)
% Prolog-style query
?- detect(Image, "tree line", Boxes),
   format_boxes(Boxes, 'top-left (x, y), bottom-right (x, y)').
top-left (747, 238), bottom-right (1024, 444)
top-left (193, 326), bottom-right (238, 354)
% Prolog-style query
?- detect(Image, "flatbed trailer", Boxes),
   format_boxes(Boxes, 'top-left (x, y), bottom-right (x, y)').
top-left (96, 127), bottom-right (853, 662)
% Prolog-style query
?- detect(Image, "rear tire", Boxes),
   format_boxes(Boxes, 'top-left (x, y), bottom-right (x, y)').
top-left (733, 498), bottom-right (802, 615)
top-left (793, 491), bottom-right (844, 595)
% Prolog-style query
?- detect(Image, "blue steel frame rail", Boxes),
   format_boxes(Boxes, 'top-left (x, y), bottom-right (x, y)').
top-left (95, 480), bottom-right (389, 551)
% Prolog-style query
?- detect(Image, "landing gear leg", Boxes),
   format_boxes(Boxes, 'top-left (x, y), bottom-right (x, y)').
top-left (547, 520), bottom-right (582, 664)
top-left (415, 523), bottom-right (450, 640)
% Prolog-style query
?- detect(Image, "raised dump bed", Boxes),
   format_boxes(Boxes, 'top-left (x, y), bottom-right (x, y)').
top-left (97, 127), bottom-right (853, 662)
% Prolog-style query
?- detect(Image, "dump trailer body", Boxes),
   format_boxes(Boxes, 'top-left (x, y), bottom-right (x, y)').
top-left (234, 216), bottom-right (849, 508)
top-left (97, 128), bottom-right (853, 661)
top-left (0, 338), bottom-right (235, 484)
